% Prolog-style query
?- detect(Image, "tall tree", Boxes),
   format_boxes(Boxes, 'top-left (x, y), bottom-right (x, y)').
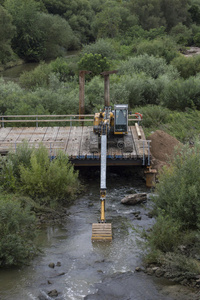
top-left (128, 0), bottom-right (166, 30)
top-left (160, 0), bottom-right (191, 30)
top-left (4, 0), bottom-right (44, 61)
top-left (0, 5), bottom-right (15, 63)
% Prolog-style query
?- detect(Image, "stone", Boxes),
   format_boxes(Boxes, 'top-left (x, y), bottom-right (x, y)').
top-left (135, 267), bottom-right (141, 272)
top-left (56, 261), bottom-right (61, 267)
top-left (48, 289), bottom-right (58, 297)
top-left (155, 268), bottom-right (165, 277)
top-left (48, 263), bottom-right (55, 268)
top-left (121, 193), bottom-right (147, 205)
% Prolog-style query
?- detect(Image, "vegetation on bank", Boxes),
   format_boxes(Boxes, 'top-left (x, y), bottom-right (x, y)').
top-left (1, 0), bottom-right (200, 64)
top-left (1, 0), bottom-right (200, 272)
top-left (0, 142), bottom-right (79, 267)
top-left (145, 142), bottom-right (200, 276)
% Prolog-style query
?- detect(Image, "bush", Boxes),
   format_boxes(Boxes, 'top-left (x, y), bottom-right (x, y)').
top-left (0, 195), bottom-right (36, 266)
top-left (154, 142), bottom-right (200, 230)
top-left (0, 143), bottom-right (79, 206)
top-left (134, 37), bottom-right (179, 63)
top-left (147, 215), bottom-right (181, 252)
top-left (138, 105), bottom-right (171, 128)
top-left (19, 145), bottom-right (79, 205)
top-left (161, 75), bottom-right (200, 110)
top-left (171, 55), bottom-right (200, 79)
top-left (19, 63), bottom-right (51, 89)
top-left (170, 23), bottom-right (193, 45)
top-left (81, 38), bottom-right (117, 59)
top-left (118, 54), bottom-right (179, 79)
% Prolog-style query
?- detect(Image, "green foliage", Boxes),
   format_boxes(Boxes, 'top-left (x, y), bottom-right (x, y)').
top-left (171, 55), bottom-right (200, 79)
top-left (78, 53), bottom-right (111, 77)
top-left (4, 0), bottom-right (44, 61)
top-left (19, 63), bottom-right (51, 89)
top-left (134, 37), bottom-right (179, 63)
top-left (127, 0), bottom-right (166, 30)
top-left (154, 142), bottom-right (200, 230)
top-left (138, 105), bottom-right (171, 128)
top-left (63, 0), bottom-right (94, 44)
top-left (19, 146), bottom-right (79, 204)
top-left (0, 143), bottom-right (79, 206)
top-left (0, 195), bottom-right (36, 266)
top-left (50, 57), bottom-right (75, 82)
top-left (189, 4), bottom-right (200, 25)
top-left (147, 215), bottom-right (181, 252)
top-left (92, 0), bottom-right (126, 38)
top-left (118, 54), bottom-right (178, 79)
top-left (170, 23), bottom-right (193, 45)
top-left (37, 13), bottom-right (76, 59)
top-left (4, 0), bottom-right (76, 61)
top-left (161, 75), bottom-right (200, 110)
top-left (0, 5), bottom-right (16, 64)
top-left (81, 39), bottom-right (117, 59)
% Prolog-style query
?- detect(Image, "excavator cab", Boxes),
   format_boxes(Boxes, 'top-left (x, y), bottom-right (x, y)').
top-left (114, 104), bottom-right (128, 135)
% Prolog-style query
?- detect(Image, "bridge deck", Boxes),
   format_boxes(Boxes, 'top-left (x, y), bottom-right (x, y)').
top-left (0, 126), bottom-right (150, 166)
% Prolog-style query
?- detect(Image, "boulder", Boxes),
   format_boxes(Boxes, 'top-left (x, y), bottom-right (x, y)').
top-left (121, 193), bottom-right (147, 205)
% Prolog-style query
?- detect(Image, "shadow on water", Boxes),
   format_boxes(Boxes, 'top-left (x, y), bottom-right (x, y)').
top-left (0, 167), bottom-right (187, 300)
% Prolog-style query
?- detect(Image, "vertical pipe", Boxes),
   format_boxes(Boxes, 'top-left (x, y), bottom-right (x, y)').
top-left (104, 75), bottom-right (110, 107)
top-left (2, 117), bottom-right (4, 128)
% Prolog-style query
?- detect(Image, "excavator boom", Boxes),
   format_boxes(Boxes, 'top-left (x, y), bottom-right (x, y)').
top-left (92, 132), bottom-right (112, 241)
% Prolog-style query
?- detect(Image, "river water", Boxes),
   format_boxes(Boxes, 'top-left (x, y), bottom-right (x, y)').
top-left (0, 169), bottom-right (180, 300)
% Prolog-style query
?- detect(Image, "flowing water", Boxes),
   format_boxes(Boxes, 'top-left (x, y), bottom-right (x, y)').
top-left (0, 169), bottom-right (179, 300)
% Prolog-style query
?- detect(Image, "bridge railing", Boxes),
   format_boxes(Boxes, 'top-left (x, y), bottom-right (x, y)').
top-left (0, 114), bottom-right (142, 127)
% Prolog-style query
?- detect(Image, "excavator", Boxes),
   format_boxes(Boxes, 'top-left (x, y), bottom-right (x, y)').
top-left (91, 104), bottom-right (135, 241)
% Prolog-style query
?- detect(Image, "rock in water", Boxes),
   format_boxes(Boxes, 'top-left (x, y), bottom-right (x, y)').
top-left (121, 193), bottom-right (147, 205)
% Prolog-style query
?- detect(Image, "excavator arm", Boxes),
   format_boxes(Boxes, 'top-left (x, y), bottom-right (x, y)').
top-left (92, 127), bottom-right (112, 241)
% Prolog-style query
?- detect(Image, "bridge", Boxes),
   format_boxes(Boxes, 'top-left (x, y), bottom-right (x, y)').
top-left (0, 114), bottom-right (151, 167)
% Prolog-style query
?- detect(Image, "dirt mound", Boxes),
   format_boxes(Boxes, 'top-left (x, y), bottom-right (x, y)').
top-left (147, 130), bottom-right (181, 172)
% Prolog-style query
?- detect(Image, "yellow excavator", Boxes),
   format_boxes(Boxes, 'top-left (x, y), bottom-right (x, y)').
top-left (91, 104), bottom-right (133, 241)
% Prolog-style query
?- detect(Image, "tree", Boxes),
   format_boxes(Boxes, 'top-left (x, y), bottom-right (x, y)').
top-left (160, 0), bottom-right (191, 31)
top-left (128, 0), bottom-right (166, 30)
top-left (37, 13), bottom-right (75, 59)
top-left (92, 1), bottom-right (122, 38)
top-left (78, 53), bottom-right (111, 78)
top-left (0, 5), bottom-right (15, 63)
top-left (63, 0), bottom-right (94, 43)
top-left (4, 0), bottom-right (44, 61)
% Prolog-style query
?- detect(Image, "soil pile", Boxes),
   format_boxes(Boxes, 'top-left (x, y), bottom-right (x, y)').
top-left (147, 130), bottom-right (181, 172)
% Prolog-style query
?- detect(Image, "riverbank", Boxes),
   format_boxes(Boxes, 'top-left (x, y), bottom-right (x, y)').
top-left (0, 58), bottom-right (25, 72)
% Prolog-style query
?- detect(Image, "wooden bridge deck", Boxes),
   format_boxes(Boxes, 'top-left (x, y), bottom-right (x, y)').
top-left (0, 125), bottom-right (151, 166)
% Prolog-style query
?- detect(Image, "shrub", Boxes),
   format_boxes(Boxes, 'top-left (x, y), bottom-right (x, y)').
top-left (19, 145), bottom-right (79, 205)
top-left (118, 54), bottom-right (179, 79)
top-left (0, 195), bottom-right (36, 266)
top-left (138, 105), bottom-right (171, 128)
top-left (154, 142), bottom-right (200, 230)
top-left (81, 38), bottom-right (117, 59)
top-left (171, 55), bottom-right (200, 79)
top-left (170, 23), bottom-right (193, 45)
top-left (19, 63), bottom-right (51, 89)
top-left (135, 37), bottom-right (179, 63)
top-left (147, 215), bottom-right (181, 252)
top-left (161, 76), bottom-right (200, 110)
top-left (0, 143), bottom-right (79, 206)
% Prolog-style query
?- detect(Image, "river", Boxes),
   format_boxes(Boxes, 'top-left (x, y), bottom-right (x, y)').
top-left (0, 168), bottom-right (192, 300)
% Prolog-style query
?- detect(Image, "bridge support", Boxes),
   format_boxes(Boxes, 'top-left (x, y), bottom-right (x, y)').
top-left (144, 168), bottom-right (157, 188)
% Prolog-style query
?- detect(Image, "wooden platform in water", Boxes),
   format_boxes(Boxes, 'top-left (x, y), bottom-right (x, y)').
top-left (0, 126), bottom-right (151, 166)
